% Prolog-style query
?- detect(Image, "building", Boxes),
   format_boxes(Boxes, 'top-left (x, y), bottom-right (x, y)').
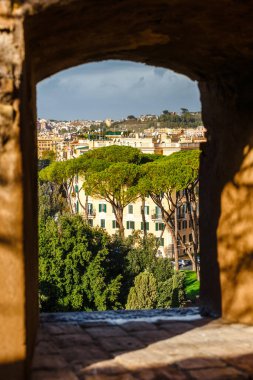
top-left (71, 179), bottom-right (193, 258)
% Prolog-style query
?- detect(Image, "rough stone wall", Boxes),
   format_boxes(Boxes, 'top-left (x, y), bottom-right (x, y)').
top-left (0, 1), bottom-right (38, 379)
top-left (200, 75), bottom-right (253, 324)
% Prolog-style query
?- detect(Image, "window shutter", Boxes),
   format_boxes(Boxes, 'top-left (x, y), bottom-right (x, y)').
top-left (155, 223), bottom-right (158, 231)
top-left (99, 204), bottom-right (102, 212)
top-left (127, 221), bottom-right (129, 229)
top-left (146, 206), bottom-right (149, 215)
top-left (141, 222), bottom-right (143, 230)
top-left (146, 222), bottom-right (149, 231)
top-left (104, 204), bottom-right (107, 212)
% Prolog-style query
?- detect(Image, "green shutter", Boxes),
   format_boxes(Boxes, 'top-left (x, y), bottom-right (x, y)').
top-left (127, 221), bottom-right (129, 229)
top-left (146, 206), bottom-right (149, 215)
top-left (76, 201), bottom-right (79, 213)
top-left (155, 223), bottom-right (158, 231)
top-left (104, 204), bottom-right (107, 213)
top-left (146, 222), bottom-right (149, 231)
top-left (99, 204), bottom-right (102, 212)
top-left (141, 222), bottom-right (143, 230)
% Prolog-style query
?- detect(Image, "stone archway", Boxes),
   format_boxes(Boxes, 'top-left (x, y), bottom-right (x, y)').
top-left (1, 1), bottom-right (253, 379)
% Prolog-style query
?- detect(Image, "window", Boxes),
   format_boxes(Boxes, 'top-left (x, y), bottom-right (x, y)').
top-left (155, 222), bottom-right (164, 231)
top-left (183, 235), bottom-right (186, 243)
top-left (189, 233), bottom-right (193, 242)
top-left (156, 237), bottom-right (164, 246)
top-left (88, 203), bottom-right (93, 215)
top-left (100, 219), bottom-right (105, 228)
top-left (155, 206), bottom-right (162, 217)
top-left (126, 221), bottom-right (135, 229)
top-left (178, 221), bottom-right (181, 230)
top-left (88, 219), bottom-right (93, 227)
top-left (128, 205), bottom-right (133, 214)
top-left (144, 205), bottom-right (149, 215)
top-left (141, 222), bottom-right (149, 231)
top-left (99, 204), bottom-right (107, 212)
top-left (112, 220), bottom-right (119, 228)
top-left (182, 220), bottom-right (187, 229)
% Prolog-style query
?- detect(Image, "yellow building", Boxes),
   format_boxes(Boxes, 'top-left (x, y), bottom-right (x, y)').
top-left (72, 180), bottom-right (193, 258)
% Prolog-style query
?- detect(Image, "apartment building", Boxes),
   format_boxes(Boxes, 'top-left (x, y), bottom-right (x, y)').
top-left (72, 179), bottom-right (193, 258)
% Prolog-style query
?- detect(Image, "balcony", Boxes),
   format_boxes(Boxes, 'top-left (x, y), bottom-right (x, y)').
top-left (151, 213), bottom-right (162, 220)
top-left (88, 210), bottom-right (96, 218)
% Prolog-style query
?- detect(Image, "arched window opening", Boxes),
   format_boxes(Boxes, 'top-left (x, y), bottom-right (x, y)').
top-left (37, 60), bottom-right (203, 313)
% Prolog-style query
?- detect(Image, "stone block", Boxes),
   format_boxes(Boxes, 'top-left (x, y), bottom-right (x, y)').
top-left (86, 326), bottom-right (127, 338)
top-left (0, 16), bottom-right (14, 32)
top-left (131, 329), bottom-right (173, 345)
top-left (32, 354), bottom-right (68, 371)
top-left (0, 103), bottom-right (13, 122)
top-left (52, 333), bottom-right (93, 348)
top-left (32, 369), bottom-right (78, 380)
top-left (80, 359), bottom-right (126, 377)
top-left (99, 336), bottom-right (143, 353)
top-left (83, 374), bottom-right (136, 380)
top-left (59, 345), bottom-right (111, 366)
top-left (189, 366), bottom-right (248, 380)
top-left (136, 367), bottom-right (188, 380)
top-left (120, 321), bottom-right (158, 332)
top-left (177, 357), bottom-right (226, 370)
top-left (0, 77), bottom-right (13, 94)
top-left (0, 1), bottom-right (11, 16)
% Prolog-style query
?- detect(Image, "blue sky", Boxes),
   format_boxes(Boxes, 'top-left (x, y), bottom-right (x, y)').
top-left (37, 60), bottom-right (201, 120)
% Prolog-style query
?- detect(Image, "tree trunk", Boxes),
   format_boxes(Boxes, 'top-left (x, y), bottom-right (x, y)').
top-left (115, 206), bottom-right (124, 239)
top-left (140, 196), bottom-right (147, 239)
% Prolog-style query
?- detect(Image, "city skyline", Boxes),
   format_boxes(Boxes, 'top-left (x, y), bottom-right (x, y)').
top-left (37, 60), bottom-right (201, 121)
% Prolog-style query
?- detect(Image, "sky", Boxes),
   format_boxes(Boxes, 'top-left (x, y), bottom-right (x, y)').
top-left (37, 60), bottom-right (201, 121)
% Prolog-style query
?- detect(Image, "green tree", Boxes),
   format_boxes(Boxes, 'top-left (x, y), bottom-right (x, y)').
top-left (41, 150), bottom-right (56, 162)
top-left (138, 150), bottom-right (200, 271)
top-left (126, 271), bottom-right (157, 309)
top-left (39, 215), bottom-right (124, 311)
top-left (84, 162), bottom-right (140, 238)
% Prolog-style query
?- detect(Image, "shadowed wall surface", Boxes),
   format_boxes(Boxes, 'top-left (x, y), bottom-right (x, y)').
top-left (1, 0), bottom-right (253, 379)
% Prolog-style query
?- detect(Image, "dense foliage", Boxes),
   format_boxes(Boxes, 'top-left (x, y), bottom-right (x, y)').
top-left (38, 145), bottom-right (200, 311)
top-left (39, 213), bottom-right (185, 311)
